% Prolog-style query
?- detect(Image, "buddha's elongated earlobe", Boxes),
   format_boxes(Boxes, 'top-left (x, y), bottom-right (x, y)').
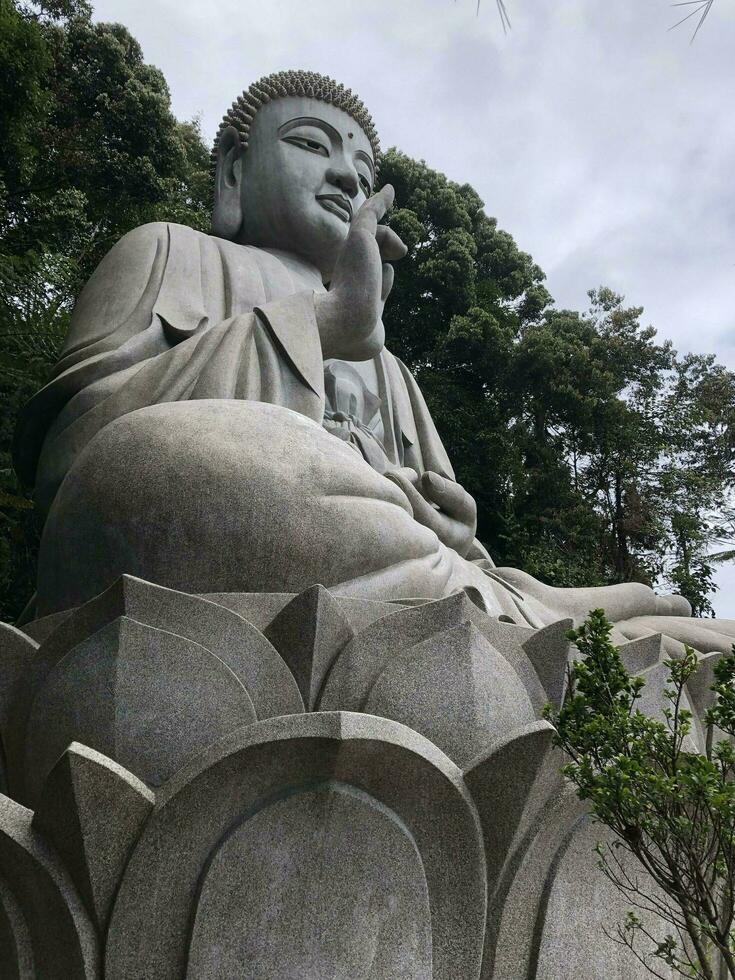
top-left (212, 126), bottom-right (244, 240)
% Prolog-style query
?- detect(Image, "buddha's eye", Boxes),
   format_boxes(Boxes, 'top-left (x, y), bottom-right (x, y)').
top-left (283, 135), bottom-right (329, 156)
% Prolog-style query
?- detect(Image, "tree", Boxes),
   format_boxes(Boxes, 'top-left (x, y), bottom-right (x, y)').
top-left (548, 609), bottom-right (735, 979)
top-left (380, 151), bottom-right (735, 606)
top-left (0, 0), bottom-right (211, 621)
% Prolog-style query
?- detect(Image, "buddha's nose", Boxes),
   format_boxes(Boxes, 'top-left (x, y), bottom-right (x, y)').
top-left (325, 164), bottom-right (359, 198)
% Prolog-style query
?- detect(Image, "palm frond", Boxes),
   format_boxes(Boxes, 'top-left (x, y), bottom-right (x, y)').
top-left (473, 0), bottom-right (512, 31)
top-left (669, 0), bottom-right (715, 42)
top-left (707, 549), bottom-right (735, 565)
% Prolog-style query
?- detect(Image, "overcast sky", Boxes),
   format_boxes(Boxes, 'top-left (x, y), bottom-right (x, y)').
top-left (93, 0), bottom-right (735, 614)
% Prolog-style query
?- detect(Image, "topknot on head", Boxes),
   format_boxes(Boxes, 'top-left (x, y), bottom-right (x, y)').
top-left (211, 69), bottom-right (381, 174)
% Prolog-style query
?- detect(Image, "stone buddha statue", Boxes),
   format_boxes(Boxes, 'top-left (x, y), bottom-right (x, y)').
top-left (14, 70), bottom-right (735, 654)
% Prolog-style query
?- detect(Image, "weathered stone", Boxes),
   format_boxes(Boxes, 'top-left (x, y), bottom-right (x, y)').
top-left (32, 743), bottom-right (154, 931)
top-left (520, 619), bottom-right (572, 710)
top-left (187, 783), bottom-right (433, 978)
top-left (636, 660), bottom-right (704, 752)
top-left (264, 584), bottom-right (354, 709)
top-left (105, 712), bottom-right (486, 980)
top-left (0, 624), bottom-right (37, 797)
top-left (0, 792), bottom-right (98, 978)
top-left (464, 721), bottom-right (560, 979)
top-left (488, 784), bottom-right (587, 980)
top-left (28, 575), bottom-right (303, 720)
top-left (23, 617), bottom-right (258, 805)
top-left (533, 817), bottom-right (676, 979)
top-left (618, 632), bottom-right (666, 674)
top-left (362, 622), bottom-right (536, 766)
top-left (319, 590), bottom-right (544, 713)
top-left (207, 589), bottom-right (406, 633)
top-left (203, 592), bottom-right (296, 631)
top-left (464, 720), bottom-right (557, 896)
top-left (21, 609), bottom-right (73, 644)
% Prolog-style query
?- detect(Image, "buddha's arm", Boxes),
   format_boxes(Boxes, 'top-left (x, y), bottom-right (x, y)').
top-left (15, 222), bottom-right (325, 510)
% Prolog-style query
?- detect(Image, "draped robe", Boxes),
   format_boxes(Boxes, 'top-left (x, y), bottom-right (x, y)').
top-left (15, 222), bottom-right (735, 651)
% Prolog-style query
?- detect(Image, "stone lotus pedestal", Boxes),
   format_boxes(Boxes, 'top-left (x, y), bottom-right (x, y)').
top-left (0, 577), bottom-right (690, 978)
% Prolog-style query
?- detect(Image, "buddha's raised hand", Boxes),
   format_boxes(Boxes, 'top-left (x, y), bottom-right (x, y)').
top-left (315, 184), bottom-right (407, 360)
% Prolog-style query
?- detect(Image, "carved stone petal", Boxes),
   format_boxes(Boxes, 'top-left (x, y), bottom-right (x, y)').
top-left (32, 575), bottom-right (303, 719)
top-left (362, 622), bottom-right (537, 767)
top-left (0, 624), bottom-right (38, 798)
top-left (205, 590), bottom-right (402, 633)
top-left (533, 818), bottom-right (673, 979)
top-left (488, 785), bottom-right (587, 980)
top-left (264, 584), bottom-right (354, 709)
top-left (464, 720), bottom-right (557, 897)
top-left (637, 660), bottom-right (704, 753)
top-left (22, 617), bottom-right (258, 805)
top-left (617, 632), bottom-right (666, 675)
top-left (105, 712), bottom-right (487, 980)
top-left (32, 743), bottom-right (154, 931)
top-left (521, 619), bottom-right (572, 710)
top-left (0, 792), bottom-right (98, 979)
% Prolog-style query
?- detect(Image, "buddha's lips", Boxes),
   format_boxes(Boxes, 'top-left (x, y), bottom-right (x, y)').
top-left (316, 194), bottom-right (353, 223)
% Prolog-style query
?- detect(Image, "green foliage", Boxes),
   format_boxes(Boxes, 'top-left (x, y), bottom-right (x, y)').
top-left (0, 0), bottom-right (211, 621)
top-left (548, 609), bottom-right (735, 979)
top-left (379, 151), bottom-right (735, 608)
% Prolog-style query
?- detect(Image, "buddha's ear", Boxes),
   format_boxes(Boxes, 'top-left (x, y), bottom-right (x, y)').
top-left (212, 126), bottom-right (244, 240)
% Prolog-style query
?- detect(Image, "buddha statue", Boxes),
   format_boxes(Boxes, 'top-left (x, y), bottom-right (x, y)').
top-left (14, 70), bottom-right (735, 654)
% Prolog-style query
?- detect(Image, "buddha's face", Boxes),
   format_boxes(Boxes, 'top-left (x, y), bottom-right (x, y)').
top-left (233, 96), bottom-right (375, 278)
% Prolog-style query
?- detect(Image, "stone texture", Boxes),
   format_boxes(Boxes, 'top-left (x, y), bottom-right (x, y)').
top-left (618, 632), bottom-right (667, 675)
top-left (636, 660), bottom-right (704, 752)
top-left (264, 584), bottom-right (354, 709)
top-left (35, 399), bottom-right (458, 616)
top-left (0, 792), bottom-right (98, 978)
top-left (105, 712), bottom-right (486, 980)
top-left (186, 783), bottom-right (433, 979)
top-left (207, 589), bottom-right (407, 633)
top-left (533, 817), bottom-right (676, 979)
top-left (23, 616), bottom-right (258, 805)
top-left (464, 720), bottom-right (557, 897)
top-left (362, 621), bottom-right (536, 767)
top-left (520, 619), bottom-right (572, 710)
top-left (32, 743), bottom-right (154, 931)
top-left (319, 590), bottom-right (545, 714)
top-left (464, 721), bottom-right (560, 979)
top-left (488, 784), bottom-right (587, 980)
top-left (0, 624), bottom-right (37, 797)
top-left (30, 575), bottom-right (303, 720)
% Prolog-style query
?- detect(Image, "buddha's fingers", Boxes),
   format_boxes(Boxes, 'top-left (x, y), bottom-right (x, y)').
top-left (385, 471), bottom-right (443, 532)
top-left (381, 262), bottom-right (394, 303)
top-left (352, 184), bottom-right (394, 234)
top-left (421, 472), bottom-right (477, 533)
top-left (375, 225), bottom-right (407, 262)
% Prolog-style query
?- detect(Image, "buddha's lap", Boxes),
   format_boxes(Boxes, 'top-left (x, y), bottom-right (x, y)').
top-left (35, 399), bottom-right (446, 615)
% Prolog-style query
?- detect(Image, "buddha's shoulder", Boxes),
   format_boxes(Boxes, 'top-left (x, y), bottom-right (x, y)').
top-left (102, 223), bottom-right (317, 292)
top-left (93, 222), bottom-right (204, 276)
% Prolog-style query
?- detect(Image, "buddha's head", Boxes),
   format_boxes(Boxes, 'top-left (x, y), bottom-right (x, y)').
top-left (212, 70), bottom-right (380, 280)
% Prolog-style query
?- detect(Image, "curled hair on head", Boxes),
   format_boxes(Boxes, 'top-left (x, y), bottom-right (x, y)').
top-left (211, 69), bottom-right (381, 175)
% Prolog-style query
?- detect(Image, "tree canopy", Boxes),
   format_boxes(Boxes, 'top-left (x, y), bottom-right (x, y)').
top-left (379, 150), bottom-right (735, 612)
top-left (549, 609), bottom-right (735, 979)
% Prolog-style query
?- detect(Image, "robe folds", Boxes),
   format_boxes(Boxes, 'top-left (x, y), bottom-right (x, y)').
top-left (16, 221), bottom-right (452, 514)
top-left (17, 222), bottom-right (735, 652)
